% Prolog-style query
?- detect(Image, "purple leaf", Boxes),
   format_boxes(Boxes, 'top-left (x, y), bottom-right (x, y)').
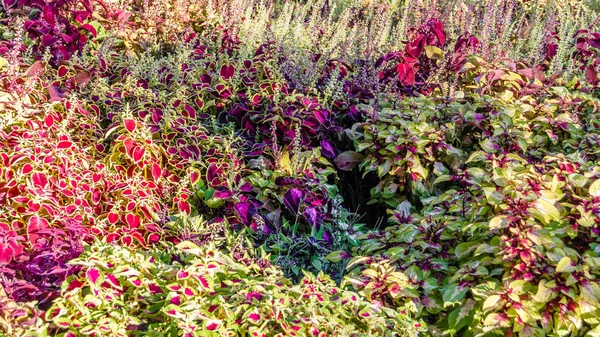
top-left (320, 140), bottom-right (337, 159)
top-left (304, 206), bottom-right (318, 227)
top-left (283, 188), bottom-right (304, 213)
top-left (235, 202), bottom-right (257, 225)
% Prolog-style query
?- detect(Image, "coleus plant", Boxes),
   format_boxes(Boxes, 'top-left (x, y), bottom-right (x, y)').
top-left (375, 18), bottom-right (446, 96)
top-left (43, 219), bottom-right (419, 337)
top-left (1, 0), bottom-right (100, 65)
top-left (345, 85), bottom-right (600, 335)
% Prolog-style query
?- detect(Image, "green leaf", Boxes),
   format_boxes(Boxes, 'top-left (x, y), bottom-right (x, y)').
top-left (531, 199), bottom-right (560, 225)
top-left (454, 241), bottom-right (480, 259)
top-left (590, 179), bottom-right (600, 197)
top-left (443, 283), bottom-right (469, 307)
top-left (568, 173), bottom-right (587, 188)
top-left (483, 187), bottom-right (503, 205)
top-left (433, 174), bottom-right (451, 187)
top-left (482, 295), bottom-right (501, 312)
top-left (489, 215), bottom-right (509, 230)
top-left (424, 46), bottom-right (444, 59)
top-left (325, 250), bottom-right (347, 263)
top-left (508, 280), bottom-right (531, 294)
top-left (556, 256), bottom-right (577, 273)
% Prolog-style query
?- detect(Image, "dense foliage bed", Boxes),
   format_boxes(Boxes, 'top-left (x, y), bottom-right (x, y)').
top-left (0, 0), bottom-right (599, 336)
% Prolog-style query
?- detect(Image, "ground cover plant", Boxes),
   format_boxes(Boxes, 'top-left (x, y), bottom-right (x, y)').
top-left (0, 0), bottom-right (599, 336)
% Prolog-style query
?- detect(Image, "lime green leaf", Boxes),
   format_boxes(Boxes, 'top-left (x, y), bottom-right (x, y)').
top-left (556, 256), bottom-right (577, 273)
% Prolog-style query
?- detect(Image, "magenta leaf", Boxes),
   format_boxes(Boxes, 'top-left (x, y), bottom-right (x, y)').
top-left (283, 188), bottom-right (304, 213)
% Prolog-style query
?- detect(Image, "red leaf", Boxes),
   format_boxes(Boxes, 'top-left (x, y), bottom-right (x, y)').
top-left (123, 138), bottom-right (136, 157)
top-left (43, 5), bottom-right (55, 25)
top-left (124, 119), bottom-right (136, 132)
top-left (91, 188), bottom-right (101, 204)
top-left (178, 201), bottom-right (191, 214)
top-left (397, 63), bottom-right (415, 86)
top-left (108, 212), bottom-right (119, 224)
top-left (0, 244), bottom-right (12, 265)
top-left (58, 66), bottom-right (69, 77)
top-left (22, 163), bottom-right (33, 174)
top-left (184, 104), bottom-right (196, 119)
top-left (45, 114), bottom-right (54, 128)
top-left (57, 141), bottom-right (73, 149)
top-left (122, 235), bottom-right (133, 246)
top-left (206, 322), bottom-right (218, 331)
top-left (148, 233), bottom-right (160, 243)
top-left (125, 214), bottom-right (141, 229)
top-left (151, 163), bottom-right (162, 181)
top-left (32, 172), bottom-right (48, 188)
top-left (80, 24), bottom-right (97, 37)
top-left (132, 146), bottom-right (145, 162)
top-left (106, 233), bottom-right (119, 243)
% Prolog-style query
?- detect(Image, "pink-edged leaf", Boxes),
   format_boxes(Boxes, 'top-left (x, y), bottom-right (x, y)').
top-left (75, 71), bottom-right (91, 85)
top-left (124, 119), bottom-right (136, 132)
top-left (24, 61), bottom-right (46, 77)
top-left (48, 86), bottom-right (63, 101)
top-left (32, 172), bottom-right (48, 188)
